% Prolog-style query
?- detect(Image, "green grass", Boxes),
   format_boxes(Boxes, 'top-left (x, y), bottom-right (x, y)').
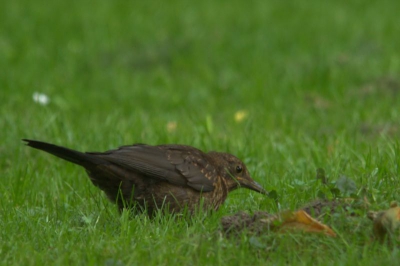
top-left (2, 0), bottom-right (400, 264)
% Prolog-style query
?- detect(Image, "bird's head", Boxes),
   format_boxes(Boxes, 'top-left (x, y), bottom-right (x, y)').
top-left (208, 152), bottom-right (268, 195)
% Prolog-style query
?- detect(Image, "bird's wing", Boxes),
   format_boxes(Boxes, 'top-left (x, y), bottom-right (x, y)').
top-left (166, 148), bottom-right (216, 192)
top-left (87, 144), bottom-right (215, 192)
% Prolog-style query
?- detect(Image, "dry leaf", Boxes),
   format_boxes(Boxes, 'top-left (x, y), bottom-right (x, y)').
top-left (277, 210), bottom-right (336, 237)
top-left (368, 201), bottom-right (400, 243)
top-left (221, 210), bottom-right (336, 237)
top-left (234, 110), bottom-right (248, 123)
top-left (166, 121), bottom-right (177, 132)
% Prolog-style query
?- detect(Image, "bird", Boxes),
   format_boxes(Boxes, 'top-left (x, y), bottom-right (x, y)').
top-left (23, 139), bottom-right (267, 216)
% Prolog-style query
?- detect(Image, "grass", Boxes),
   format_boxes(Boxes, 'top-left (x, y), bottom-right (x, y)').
top-left (1, 0), bottom-right (400, 264)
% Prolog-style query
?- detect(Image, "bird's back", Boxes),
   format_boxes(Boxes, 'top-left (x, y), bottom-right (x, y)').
top-left (23, 140), bottom-right (225, 215)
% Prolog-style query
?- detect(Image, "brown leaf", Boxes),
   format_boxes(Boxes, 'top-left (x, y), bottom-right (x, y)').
top-left (221, 210), bottom-right (336, 237)
top-left (277, 210), bottom-right (336, 237)
top-left (369, 201), bottom-right (400, 243)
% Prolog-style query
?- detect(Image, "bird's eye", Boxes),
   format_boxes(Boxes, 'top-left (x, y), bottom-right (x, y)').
top-left (236, 165), bottom-right (243, 173)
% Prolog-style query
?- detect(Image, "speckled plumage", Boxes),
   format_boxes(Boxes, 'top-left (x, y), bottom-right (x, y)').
top-left (23, 139), bottom-right (267, 216)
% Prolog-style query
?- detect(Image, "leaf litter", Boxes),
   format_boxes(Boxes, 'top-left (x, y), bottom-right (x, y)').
top-left (221, 168), bottom-right (399, 247)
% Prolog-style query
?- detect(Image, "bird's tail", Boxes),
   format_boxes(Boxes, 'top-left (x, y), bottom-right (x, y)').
top-left (23, 139), bottom-right (103, 166)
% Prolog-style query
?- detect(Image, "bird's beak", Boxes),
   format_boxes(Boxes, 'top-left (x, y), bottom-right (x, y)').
top-left (237, 177), bottom-right (268, 195)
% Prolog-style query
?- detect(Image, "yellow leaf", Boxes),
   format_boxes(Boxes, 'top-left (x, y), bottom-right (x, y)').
top-left (234, 110), bottom-right (248, 123)
top-left (278, 210), bottom-right (336, 237)
top-left (166, 121), bottom-right (177, 132)
top-left (369, 201), bottom-right (400, 243)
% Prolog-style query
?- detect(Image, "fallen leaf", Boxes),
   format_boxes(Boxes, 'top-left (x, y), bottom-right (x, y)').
top-left (277, 210), bottom-right (336, 237)
top-left (368, 201), bottom-right (400, 243)
top-left (221, 210), bottom-right (336, 237)
top-left (234, 110), bottom-right (248, 123)
top-left (166, 121), bottom-right (177, 132)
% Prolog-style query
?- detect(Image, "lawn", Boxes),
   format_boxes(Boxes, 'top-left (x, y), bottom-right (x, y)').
top-left (1, 0), bottom-right (400, 265)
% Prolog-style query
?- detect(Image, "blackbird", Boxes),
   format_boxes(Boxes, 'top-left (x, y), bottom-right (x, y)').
top-left (23, 139), bottom-right (267, 216)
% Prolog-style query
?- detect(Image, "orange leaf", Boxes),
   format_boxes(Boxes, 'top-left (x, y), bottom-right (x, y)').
top-left (278, 210), bottom-right (336, 237)
top-left (370, 201), bottom-right (400, 242)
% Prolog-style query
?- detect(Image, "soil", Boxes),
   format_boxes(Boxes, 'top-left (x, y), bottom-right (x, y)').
top-left (221, 199), bottom-right (355, 236)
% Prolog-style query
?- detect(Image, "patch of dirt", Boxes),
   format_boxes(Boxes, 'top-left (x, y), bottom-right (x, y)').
top-left (300, 199), bottom-right (351, 218)
top-left (303, 93), bottom-right (332, 110)
top-left (221, 199), bottom-right (362, 237)
top-left (351, 76), bottom-right (400, 98)
top-left (221, 211), bottom-right (275, 237)
top-left (359, 123), bottom-right (400, 137)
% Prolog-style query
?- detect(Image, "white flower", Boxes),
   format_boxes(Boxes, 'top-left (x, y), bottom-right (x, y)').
top-left (32, 92), bottom-right (50, 105)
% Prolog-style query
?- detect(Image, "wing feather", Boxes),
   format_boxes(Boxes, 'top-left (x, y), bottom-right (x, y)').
top-left (87, 144), bottom-right (215, 192)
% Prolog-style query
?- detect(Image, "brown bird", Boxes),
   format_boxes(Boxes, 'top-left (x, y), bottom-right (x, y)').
top-left (23, 139), bottom-right (267, 216)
